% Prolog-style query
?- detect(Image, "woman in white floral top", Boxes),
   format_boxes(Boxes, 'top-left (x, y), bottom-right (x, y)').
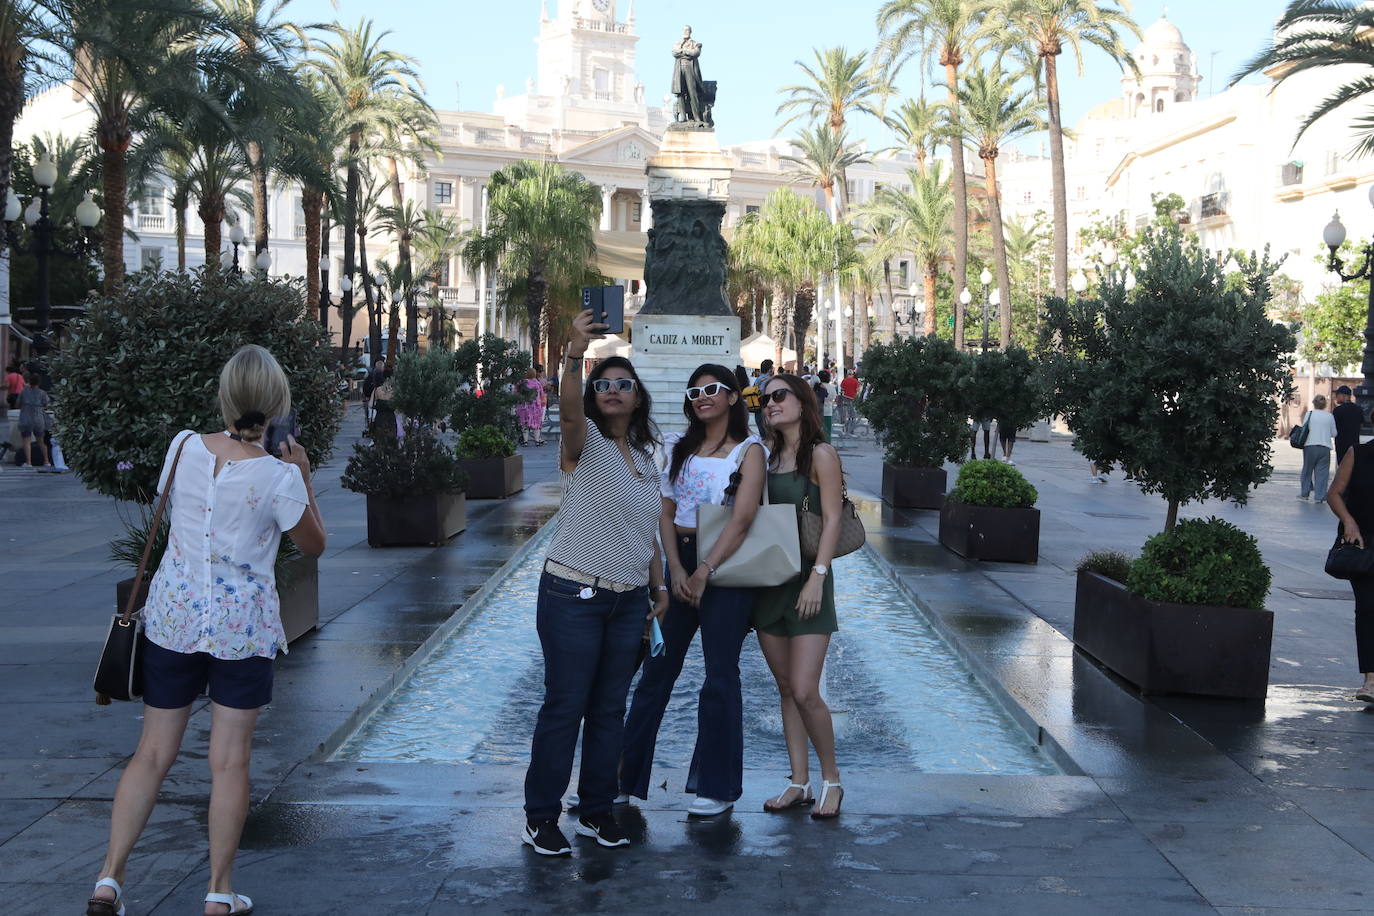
top-left (88, 345), bottom-right (325, 916)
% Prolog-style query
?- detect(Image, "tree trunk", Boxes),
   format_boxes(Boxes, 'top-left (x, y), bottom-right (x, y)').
top-left (527, 262), bottom-right (546, 363)
top-left (923, 261), bottom-right (938, 337)
top-left (99, 143), bottom-right (128, 292)
top-left (302, 187), bottom-right (322, 315)
top-left (1165, 498), bottom-right (1179, 532)
top-left (198, 198), bottom-right (224, 270)
top-left (248, 141), bottom-right (269, 255)
top-left (770, 284), bottom-right (788, 367)
top-left (984, 152), bottom-right (1012, 348)
top-left (860, 288), bottom-right (873, 358)
top-left (793, 284), bottom-right (815, 365)
top-left (341, 132), bottom-right (360, 362)
top-left (320, 211), bottom-right (332, 327)
top-left (385, 156), bottom-right (420, 350)
top-left (945, 59), bottom-right (968, 351)
top-left (359, 225), bottom-right (381, 362)
top-left (386, 292), bottom-right (401, 362)
top-left (1044, 52), bottom-right (1069, 300)
top-left (175, 201), bottom-right (187, 271)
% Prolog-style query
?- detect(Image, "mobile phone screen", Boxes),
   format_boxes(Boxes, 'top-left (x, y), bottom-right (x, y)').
top-left (265, 410), bottom-right (299, 458)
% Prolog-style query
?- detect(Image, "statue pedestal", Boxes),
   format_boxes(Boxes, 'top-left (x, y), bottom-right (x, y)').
top-left (632, 313), bottom-right (740, 437)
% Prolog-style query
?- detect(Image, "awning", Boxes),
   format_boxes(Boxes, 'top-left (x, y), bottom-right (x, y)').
top-left (741, 332), bottom-right (796, 368)
top-left (595, 230), bottom-right (648, 282)
top-left (586, 333), bottom-right (632, 358)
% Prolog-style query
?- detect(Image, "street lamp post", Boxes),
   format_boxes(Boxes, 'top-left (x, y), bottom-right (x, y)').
top-left (318, 256), bottom-right (331, 328)
top-left (2, 155), bottom-right (102, 358)
top-left (978, 268), bottom-right (993, 352)
top-left (227, 220), bottom-right (245, 274)
top-left (959, 287), bottom-right (972, 349)
top-left (1324, 201), bottom-right (1374, 427)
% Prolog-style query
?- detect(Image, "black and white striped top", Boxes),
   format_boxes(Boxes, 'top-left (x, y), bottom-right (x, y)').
top-left (546, 418), bottom-right (662, 587)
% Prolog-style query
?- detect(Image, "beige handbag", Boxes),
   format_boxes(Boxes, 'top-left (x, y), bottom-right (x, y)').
top-left (695, 444), bottom-right (802, 588)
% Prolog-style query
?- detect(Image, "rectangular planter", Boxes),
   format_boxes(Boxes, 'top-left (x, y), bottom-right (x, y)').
top-left (456, 454), bottom-right (524, 499)
top-left (881, 463), bottom-right (946, 509)
top-left (1073, 570), bottom-right (1274, 700)
top-left (278, 554), bottom-right (319, 643)
top-left (938, 500), bottom-right (1040, 563)
top-left (118, 554), bottom-right (318, 644)
top-left (366, 491), bottom-right (467, 547)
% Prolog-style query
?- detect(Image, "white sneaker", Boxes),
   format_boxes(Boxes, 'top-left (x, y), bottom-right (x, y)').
top-left (687, 795), bottom-right (734, 817)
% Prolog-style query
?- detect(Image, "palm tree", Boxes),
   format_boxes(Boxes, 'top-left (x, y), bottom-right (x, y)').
top-left (308, 18), bottom-right (425, 357)
top-left (865, 164), bottom-right (954, 337)
top-left (996, 0), bottom-right (1140, 298)
top-left (0, 2), bottom-right (44, 226)
top-left (377, 94), bottom-right (438, 349)
top-left (1233, 1), bottom-right (1374, 157)
top-left (272, 77), bottom-right (341, 317)
top-left (461, 160), bottom-right (601, 362)
top-left (958, 65), bottom-right (1045, 346)
top-left (885, 95), bottom-right (948, 176)
top-left (378, 199), bottom-right (428, 359)
top-left (782, 124), bottom-right (870, 219)
top-left (1004, 214), bottom-right (1049, 301)
top-left (412, 209), bottom-right (462, 348)
top-left (876, 0), bottom-right (994, 347)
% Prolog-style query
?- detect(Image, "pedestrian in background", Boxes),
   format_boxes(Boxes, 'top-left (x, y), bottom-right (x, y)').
top-left (1333, 385), bottom-right (1363, 463)
top-left (4, 362), bottom-right (23, 411)
top-left (814, 369), bottom-right (836, 441)
top-left (997, 413), bottom-right (1018, 465)
top-left (16, 371), bottom-right (49, 469)
top-left (1323, 417), bottom-right (1374, 704)
top-left (1300, 394), bottom-right (1338, 502)
top-left (752, 359), bottom-right (774, 436)
top-left (517, 367), bottom-right (547, 446)
top-left (86, 345), bottom-right (325, 916)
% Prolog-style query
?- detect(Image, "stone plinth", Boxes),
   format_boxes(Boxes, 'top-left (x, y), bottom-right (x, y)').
top-left (632, 313), bottom-right (740, 437)
top-left (639, 129), bottom-right (733, 318)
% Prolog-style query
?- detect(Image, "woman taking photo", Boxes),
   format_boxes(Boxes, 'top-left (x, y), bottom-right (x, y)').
top-left (88, 345), bottom-right (325, 916)
top-left (522, 309), bottom-right (668, 857)
top-left (620, 363), bottom-right (765, 817)
top-left (1325, 417), bottom-right (1374, 704)
top-left (754, 374), bottom-right (845, 818)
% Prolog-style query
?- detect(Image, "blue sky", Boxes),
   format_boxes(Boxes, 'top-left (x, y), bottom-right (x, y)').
top-left (291, 0), bottom-right (1282, 150)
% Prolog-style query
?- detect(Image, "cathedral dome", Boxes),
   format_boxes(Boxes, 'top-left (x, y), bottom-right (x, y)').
top-left (1140, 15), bottom-right (1187, 52)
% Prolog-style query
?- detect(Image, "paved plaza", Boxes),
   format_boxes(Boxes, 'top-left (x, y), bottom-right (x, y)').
top-left (4, 408), bottom-right (1374, 913)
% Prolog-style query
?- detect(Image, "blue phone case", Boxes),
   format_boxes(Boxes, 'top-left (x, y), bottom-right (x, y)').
top-left (649, 617), bottom-right (665, 657)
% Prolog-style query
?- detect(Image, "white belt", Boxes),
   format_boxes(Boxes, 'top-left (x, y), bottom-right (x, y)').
top-left (543, 559), bottom-right (640, 593)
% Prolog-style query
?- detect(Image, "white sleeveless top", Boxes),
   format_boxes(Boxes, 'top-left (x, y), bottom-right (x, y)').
top-left (661, 434), bottom-right (767, 528)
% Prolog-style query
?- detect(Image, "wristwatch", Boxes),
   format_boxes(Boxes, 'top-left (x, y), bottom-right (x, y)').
top-left (813, 564), bottom-right (828, 577)
top-left (653, 585), bottom-right (669, 593)
top-left (703, 561), bottom-right (718, 577)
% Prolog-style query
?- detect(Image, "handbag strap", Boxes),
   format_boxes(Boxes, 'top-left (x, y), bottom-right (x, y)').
top-left (122, 432), bottom-right (193, 623)
top-left (723, 437), bottom-right (769, 507)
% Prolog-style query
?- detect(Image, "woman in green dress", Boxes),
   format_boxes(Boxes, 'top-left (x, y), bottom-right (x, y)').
top-left (754, 373), bottom-right (844, 819)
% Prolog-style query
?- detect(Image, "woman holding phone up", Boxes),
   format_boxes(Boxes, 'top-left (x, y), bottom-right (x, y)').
top-left (754, 374), bottom-right (845, 819)
top-left (619, 363), bottom-right (766, 817)
top-left (521, 309), bottom-right (668, 857)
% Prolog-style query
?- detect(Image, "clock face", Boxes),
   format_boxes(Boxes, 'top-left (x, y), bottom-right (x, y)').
top-left (592, 0), bottom-right (610, 11)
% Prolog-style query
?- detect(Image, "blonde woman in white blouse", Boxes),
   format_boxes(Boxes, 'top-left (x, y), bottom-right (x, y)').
top-left (88, 345), bottom-right (325, 916)
top-left (1301, 394), bottom-right (1339, 503)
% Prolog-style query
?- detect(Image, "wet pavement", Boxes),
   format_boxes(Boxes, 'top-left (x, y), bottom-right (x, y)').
top-left (4, 407), bottom-right (1374, 913)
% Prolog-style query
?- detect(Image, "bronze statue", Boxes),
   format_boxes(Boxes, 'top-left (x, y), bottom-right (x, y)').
top-left (670, 26), bottom-right (715, 127)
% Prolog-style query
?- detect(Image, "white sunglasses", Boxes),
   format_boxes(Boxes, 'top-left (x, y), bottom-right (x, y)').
top-left (592, 378), bottom-right (637, 394)
top-left (685, 382), bottom-right (732, 400)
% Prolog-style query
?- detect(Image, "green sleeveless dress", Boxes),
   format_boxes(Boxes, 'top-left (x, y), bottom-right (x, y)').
top-left (751, 471), bottom-right (838, 637)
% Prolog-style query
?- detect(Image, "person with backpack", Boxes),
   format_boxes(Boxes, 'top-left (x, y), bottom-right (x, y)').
top-left (736, 366), bottom-right (762, 429)
top-left (813, 370), bottom-right (836, 442)
top-left (752, 359), bottom-right (774, 435)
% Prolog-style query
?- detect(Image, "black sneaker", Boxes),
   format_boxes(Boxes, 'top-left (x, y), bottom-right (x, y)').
top-left (522, 819), bottom-right (572, 856)
top-left (575, 811), bottom-right (631, 848)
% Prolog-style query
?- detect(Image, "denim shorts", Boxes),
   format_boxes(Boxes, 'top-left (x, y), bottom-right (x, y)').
top-left (140, 636), bottom-right (274, 710)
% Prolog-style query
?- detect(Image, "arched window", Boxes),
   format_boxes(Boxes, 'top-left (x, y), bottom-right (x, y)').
top-left (1155, 98), bottom-right (1165, 113)
top-left (1175, 91), bottom-right (1187, 103)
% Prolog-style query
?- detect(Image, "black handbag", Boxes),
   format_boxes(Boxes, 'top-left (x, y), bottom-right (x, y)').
top-left (1325, 536), bottom-right (1374, 580)
top-left (94, 434), bottom-right (191, 704)
top-left (1290, 415), bottom-right (1310, 449)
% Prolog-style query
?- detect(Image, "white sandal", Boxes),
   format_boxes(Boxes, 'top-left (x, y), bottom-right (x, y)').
top-left (86, 877), bottom-right (125, 916)
top-left (205, 891), bottom-right (254, 914)
top-left (763, 780), bottom-right (814, 812)
top-left (810, 780), bottom-right (844, 820)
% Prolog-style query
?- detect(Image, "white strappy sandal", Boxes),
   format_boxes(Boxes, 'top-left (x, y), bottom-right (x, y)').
top-left (205, 891), bottom-right (254, 914)
top-left (86, 877), bottom-right (125, 916)
top-left (763, 779), bottom-right (814, 812)
top-left (811, 780), bottom-right (844, 820)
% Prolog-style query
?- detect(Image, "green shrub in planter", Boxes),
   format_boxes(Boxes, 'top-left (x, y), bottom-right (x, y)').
top-left (449, 333), bottom-right (531, 439)
top-left (340, 425), bottom-right (468, 499)
top-left (55, 269), bottom-right (339, 503)
top-left (1126, 517), bottom-right (1270, 609)
top-left (390, 348), bottom-right (461, 425)
top-left (1076, 550), bottom-right (1133, 584)
top-left (949, 459), bottom-right (1038, 508)
top-left (457, 425), bottom-right (516, 459)
top-left (859, 335), bottom-right (972, 468)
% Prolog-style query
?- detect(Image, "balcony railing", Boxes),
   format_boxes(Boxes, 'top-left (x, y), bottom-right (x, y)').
top-left (137, 213), bottom-right (166, 230)
top-left (438, 287), bottom-right (463, 304)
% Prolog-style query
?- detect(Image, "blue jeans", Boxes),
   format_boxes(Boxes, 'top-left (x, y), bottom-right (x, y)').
top-left (620, 534), bottom-right (755, 802)
top-left (1301, 444), bottom-right (1331, 500)
top-left (523, 572), bottom-right (647, 823)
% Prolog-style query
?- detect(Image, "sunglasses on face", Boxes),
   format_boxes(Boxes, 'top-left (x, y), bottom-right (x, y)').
top-left (592, 378), bottom-right (637, 394)
top-left (763, 388), bottom-right (795, 404)
top-left (685, 382), bottom-right (732, 400)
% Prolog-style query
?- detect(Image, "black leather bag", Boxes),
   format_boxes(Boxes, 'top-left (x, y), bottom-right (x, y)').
top-left (1326, 536), bottom-right (1374, 581)
top-left (94, 434), bottom-right (191, 704)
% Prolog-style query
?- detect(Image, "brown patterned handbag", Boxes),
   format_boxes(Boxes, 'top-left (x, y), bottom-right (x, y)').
top-left (798, 481), bottom-right (866, 561)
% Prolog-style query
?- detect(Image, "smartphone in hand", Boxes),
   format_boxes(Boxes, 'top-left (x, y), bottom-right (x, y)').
top-left (265, 410), bottom-right (300, 458)
top-left (582, 285), bottom-right (625, 335)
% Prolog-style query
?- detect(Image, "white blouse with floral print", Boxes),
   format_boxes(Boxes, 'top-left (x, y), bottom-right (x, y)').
top-left (661, 433), bottom-right (767, 528)
top-left (142, 430), bottom-right (309, 660)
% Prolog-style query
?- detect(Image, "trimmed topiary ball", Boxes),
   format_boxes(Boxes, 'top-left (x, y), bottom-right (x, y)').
top-left (55, 268), bottom-right (340, 503)
top-left (1126, 517), bottom-right (1270, 609)
top-left (949, 459), bottom-right (1038, 509)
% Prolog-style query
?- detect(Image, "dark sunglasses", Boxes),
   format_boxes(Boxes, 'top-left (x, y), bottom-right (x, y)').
top-left (763, 388), bottom-right (795, 404)
top-left (591, 378), bottom-right (637, 394)
top-left (685, 382), bottom-right (731, 400)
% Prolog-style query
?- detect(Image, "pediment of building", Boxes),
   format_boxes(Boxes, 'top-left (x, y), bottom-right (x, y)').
top-left (560, 125), bottom-right (660, 167)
